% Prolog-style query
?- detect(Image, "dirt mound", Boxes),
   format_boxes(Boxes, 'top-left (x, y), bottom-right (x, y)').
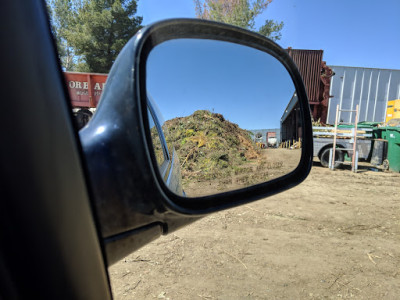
top-left (164, 110), bottom-right (260, 182)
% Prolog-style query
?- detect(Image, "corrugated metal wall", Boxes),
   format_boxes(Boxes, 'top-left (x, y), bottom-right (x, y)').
top-left (287, 49), bottom-right (323, 103)
top-left (328, 66), bottom-right (400, 124)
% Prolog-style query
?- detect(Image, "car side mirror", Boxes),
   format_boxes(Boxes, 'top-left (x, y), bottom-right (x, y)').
top-left (139, 19), bottom-right (313, 210)
top-left (145, 38), bottom-right (303, 198)
top-left (80, 19), bottom-right (312, 264)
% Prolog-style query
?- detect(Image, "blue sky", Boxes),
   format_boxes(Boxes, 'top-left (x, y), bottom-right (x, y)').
top-left (138, 0), bottom-right (400, 129)
top-left (138, 0), bottom-right (400, 70)
top-left (147, 39), bottom-right (294, 129)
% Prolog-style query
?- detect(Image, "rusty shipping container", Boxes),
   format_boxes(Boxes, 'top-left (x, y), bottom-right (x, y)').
top-left (287, 48), bottom-right (333, 124)
top-left (64, 72), bottom-right (108, 108)
top-left (267, 132), bottom-right (276, 138)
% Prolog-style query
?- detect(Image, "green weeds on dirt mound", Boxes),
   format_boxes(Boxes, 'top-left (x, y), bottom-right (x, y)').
top-left (164, 110), bottom-right (260, 182)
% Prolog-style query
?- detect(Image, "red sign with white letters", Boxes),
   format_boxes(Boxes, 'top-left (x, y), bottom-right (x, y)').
top-left (64, 72), bottom-right (108, 108)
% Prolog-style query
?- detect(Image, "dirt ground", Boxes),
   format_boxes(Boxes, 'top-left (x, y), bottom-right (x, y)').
top-left (184, 148), bottom-right (301, 197)
top-left (109, 158), bottom-right (400, 299)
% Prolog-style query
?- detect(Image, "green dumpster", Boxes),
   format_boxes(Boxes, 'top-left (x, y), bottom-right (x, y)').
top-left (381, 127), bottom-right (400, 172)
top-left (373, 128), bottom-right (384, 139)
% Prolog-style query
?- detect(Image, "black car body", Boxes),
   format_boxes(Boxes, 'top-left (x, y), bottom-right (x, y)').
top-left (0, 1), bottom-right (312, 298)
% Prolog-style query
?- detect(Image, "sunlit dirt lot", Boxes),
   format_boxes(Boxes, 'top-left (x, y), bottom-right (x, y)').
top-left (110, 159), bottom-right (400, 299)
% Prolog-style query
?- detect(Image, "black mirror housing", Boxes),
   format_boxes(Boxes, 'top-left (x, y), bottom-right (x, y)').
top-left (80, 19), bottom-right (313, 265)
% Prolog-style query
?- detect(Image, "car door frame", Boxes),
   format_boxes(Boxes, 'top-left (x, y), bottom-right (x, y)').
top-left (0, 1), bottom-right (112, 298)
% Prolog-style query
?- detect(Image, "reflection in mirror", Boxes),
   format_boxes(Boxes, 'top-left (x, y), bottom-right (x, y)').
top-left (146, 39), bottom-right (303, 197)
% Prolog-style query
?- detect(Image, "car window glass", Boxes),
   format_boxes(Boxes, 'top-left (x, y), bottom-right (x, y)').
top-left (148, 109), bottom-right (166, 167)
top-left (161, 122), bottom-right (175, 158)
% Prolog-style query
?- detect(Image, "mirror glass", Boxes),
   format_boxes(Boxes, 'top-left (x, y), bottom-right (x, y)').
top-left (146, 39), bottom-right (303, 197)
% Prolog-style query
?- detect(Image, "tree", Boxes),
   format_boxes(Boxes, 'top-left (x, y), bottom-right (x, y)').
top-left (258, 19), bottom-right (283, 41)
top-left (47, 0), bottom-right (77, 71)
top-left (48, 0), bottom-right (142, 73)
top-left (194, 0), bottom-right (283, 41)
